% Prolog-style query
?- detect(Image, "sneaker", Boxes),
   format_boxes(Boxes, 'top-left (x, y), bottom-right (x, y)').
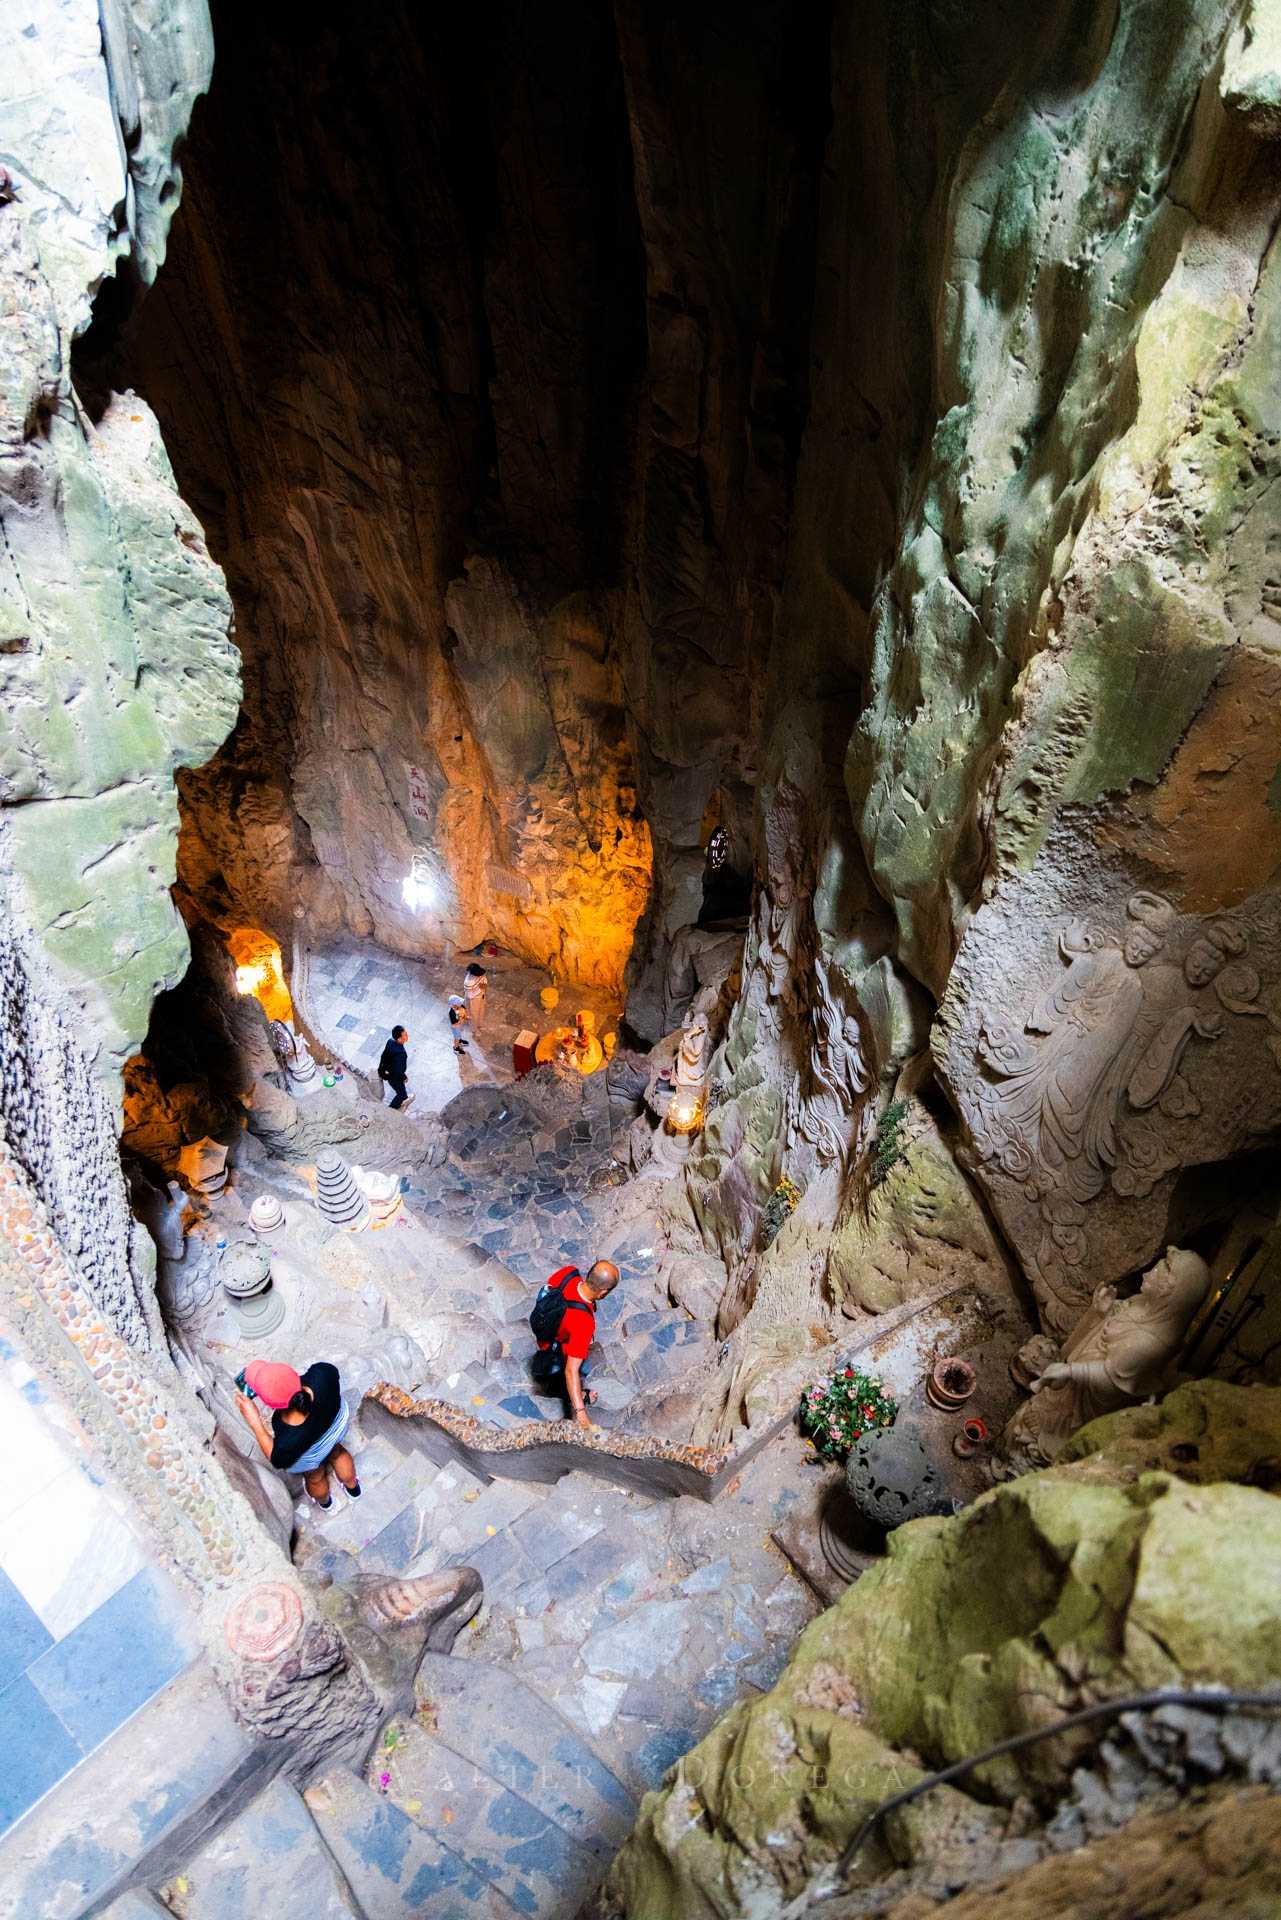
top-left (343, 1479), bottom-right (362, 1500)
top-left (313, 1494), bottom-right (334, 1511)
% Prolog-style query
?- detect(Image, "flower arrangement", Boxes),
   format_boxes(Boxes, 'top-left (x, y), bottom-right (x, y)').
top-left (799, 1364), bottom-right (897, 1459)
top-left (761, 1174), bottom-right (801, 1247)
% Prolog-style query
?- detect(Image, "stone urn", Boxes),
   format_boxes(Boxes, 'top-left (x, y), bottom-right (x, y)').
top-left (221, 1241), bottom-right (286, 1339)
top-left (846, 1427), bottom-right (950, 1532)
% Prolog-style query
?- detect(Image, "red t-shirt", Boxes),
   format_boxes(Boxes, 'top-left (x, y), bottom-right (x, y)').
top-left (547, 1274), bottom-right (595, 1362)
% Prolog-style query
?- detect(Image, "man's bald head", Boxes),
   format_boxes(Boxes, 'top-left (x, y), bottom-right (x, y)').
top-left (585, 1260), bottom-right (620, 1298)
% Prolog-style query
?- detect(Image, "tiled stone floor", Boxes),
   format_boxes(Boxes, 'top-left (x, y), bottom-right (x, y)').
top-left (0, 1340), bottom-right (199, 1836)
top-left (302, 940), bottom-right (621, 1116)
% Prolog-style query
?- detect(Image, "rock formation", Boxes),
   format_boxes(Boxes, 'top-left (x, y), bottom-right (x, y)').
top-left (598, 1382), bottom-right (1281, 1917)
top-left (9, 1), bottom-right (1281, 1909)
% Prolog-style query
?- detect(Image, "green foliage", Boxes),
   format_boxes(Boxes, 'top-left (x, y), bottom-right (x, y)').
top-left (799, 1365), bottom-right (897, 1459)
top-left (760, 1174), bottom-right (801, 1247)
top-left (871, 1099), bottom-right (908, 1186)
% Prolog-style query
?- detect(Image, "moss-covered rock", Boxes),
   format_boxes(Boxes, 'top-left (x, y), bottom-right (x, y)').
top-left (599, 1384), bottom-right (1281, 1918)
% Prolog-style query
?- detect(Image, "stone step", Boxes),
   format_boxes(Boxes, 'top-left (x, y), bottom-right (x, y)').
top-left (305, 1768), bottom-right (521, 1919)
top-left (412, 1653), bottom-right (637, 1861)
top-left (174, 1776), bottom-right (362, 1918)
top-left (0, 1661), bottom-right (272, 1920)
top-left (376, 1720), bottom-right (602, 1916)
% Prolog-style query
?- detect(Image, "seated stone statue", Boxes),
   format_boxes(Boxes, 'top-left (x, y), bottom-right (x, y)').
top-left (1003, 1245), bottom-right (1211, 1468)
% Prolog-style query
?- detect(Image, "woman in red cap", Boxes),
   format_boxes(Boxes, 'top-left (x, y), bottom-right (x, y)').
top-left (235, 1359), bottom-right (361, 1510)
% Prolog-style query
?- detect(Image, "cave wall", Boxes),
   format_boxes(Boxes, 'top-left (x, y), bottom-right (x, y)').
top-left (110, 0), bottom-right (824, 1014)
top-left (671, 0), bottom-right (1281, 1367)
top-left (90, 0), bottom-right (1281, 1357)
top-left (0, 0), bottom-right (236, 1345)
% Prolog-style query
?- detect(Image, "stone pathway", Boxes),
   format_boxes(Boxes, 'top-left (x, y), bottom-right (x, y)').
top-left (116, 936), bottom-right (817, 1915)
top-left (139, 1417), bottom-right (813, 1919)
top-left (300, 940), bottom-right (621, 1115)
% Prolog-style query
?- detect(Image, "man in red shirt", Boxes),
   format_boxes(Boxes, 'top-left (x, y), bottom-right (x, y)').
top-left (533, 1260), bottom-right (619, 1428)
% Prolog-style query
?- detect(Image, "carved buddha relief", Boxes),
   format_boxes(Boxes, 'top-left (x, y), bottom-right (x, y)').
top-left (960, 890), bottom-right (1268, 1322)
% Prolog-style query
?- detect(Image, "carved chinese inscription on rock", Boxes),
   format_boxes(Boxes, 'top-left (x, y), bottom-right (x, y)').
top-left (936, 867), bottom-right (1281, 1333)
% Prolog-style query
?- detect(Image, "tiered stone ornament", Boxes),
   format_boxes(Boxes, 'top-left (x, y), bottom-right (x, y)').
top-left (314, 1148), bottom-right (369, 1231)
top-left (249, 1193), bottom-right (286, 1237)
top-left (221, 1240), bottom-right (286, 1339)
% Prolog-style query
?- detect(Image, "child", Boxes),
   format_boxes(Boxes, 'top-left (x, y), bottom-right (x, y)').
top-left (463, 961), bottom-right (488, 1038)
top-left (448, 994), bottom-right (470, 1053)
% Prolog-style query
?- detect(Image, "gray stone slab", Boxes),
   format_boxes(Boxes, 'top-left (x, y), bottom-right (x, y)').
top-left (413, 1654), bottom-right (636, 1857)
top-left (181, 1776), bottom-right (361, 1918)
top-left (505, 1509), bottom-right (583, 1572)
top-left (0, 1663), bottom-right (271, 1920)
top-left (581, 1599), bottom-right (691, 1682)
top-left (389, 1726), bottom-right (603, 1917)
top-left (306, 1770), bottom-right (513, 1920)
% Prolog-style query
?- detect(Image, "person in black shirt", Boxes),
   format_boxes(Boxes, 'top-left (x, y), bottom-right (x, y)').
top-left (235, 1358), bottom-right (361, 1510)
top-left (377, 1024), bottom-right (413, 1109)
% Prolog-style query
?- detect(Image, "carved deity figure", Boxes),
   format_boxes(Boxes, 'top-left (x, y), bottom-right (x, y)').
top-left (789, 962), bottom-right (870, 1170)
top-left (1003, 1245), bottom-right (1211, 1466)
top-left (674, 988), bottom-right (715, 1095)
top-left (976, 895), bottom-right (1254, 1210)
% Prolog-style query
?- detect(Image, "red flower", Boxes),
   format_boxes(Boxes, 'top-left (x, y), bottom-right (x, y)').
top-left (845, 1368), bottom-right (853, 1378)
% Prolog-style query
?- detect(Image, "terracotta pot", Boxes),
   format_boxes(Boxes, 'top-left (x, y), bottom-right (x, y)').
top-left (926, 1356), bottom-right (977, 1411)
top-left (952, 1416), bottom-right (989, 1459)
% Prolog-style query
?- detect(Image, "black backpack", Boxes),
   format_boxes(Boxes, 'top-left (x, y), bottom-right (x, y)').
top-left (529, 1266), bottom-right (590, 1347)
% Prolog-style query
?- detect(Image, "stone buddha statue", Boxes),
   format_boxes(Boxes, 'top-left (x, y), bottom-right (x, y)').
top-left (1003, 1245), bottom-right (1211, 1468)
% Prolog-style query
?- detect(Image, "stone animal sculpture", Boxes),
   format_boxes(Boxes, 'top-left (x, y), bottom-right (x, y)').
top-left (1003, 1245), bottom-right (1211, 1468)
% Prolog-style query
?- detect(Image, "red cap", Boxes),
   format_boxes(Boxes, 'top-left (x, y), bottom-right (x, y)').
top-left (243, 1360), bottom-right (303, 1408)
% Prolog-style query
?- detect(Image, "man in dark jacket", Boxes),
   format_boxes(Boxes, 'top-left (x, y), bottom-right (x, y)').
top-left (377, 1024), bottom-right (413, 1109)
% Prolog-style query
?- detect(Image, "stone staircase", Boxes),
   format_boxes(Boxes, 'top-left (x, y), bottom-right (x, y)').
top-left (88, 1242), bottom-right (748, 1919)
top-left (101, 1646), bottom-right (637, 1920)
top-left (429, 1245), bottom-right (716, 1434)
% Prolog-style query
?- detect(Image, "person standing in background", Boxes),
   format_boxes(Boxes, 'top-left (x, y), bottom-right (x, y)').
top-left (463, 962), bottom-right (488, 1039)
top-left (377, 1024), bottom-right (413, 1109)
top-left (448, 994), bottom-right (470, 1054)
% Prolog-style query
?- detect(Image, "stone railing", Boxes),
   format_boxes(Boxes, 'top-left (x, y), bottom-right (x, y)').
top-left (364, 1382), bottom-right (732, 1499)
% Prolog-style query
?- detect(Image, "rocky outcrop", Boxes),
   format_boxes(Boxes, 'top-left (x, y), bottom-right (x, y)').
top-left (597, 1381), bottom-right (1281, 1918)
top-left (0, 0), bottom-right (235, 1342)
top-left (661, 0), bottom-right (1281, 1375)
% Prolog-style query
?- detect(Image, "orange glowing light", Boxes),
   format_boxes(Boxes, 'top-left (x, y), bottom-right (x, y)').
top-left (227, 928), bottom-right (294, 1023)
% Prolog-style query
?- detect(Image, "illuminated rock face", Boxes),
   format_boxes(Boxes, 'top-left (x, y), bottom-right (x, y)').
top-left (106, 0), bottom-right (820, 1014)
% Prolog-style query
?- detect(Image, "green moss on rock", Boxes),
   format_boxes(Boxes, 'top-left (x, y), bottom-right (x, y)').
top-left (599, 1384), bottom-right (1281, 1918)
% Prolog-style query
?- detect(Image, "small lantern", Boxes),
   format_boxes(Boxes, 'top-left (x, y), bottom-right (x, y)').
top-left (667, 1093), bottom-right (703, 1135)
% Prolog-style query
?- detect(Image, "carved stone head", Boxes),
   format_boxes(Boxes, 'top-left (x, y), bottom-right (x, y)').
top-left (1122, 892), bottom-right (1175, 968)
top-left (1138, 1245), bottom-right (1211, 1319)
top-left (1184, 920), bottom-right (1246, 988)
